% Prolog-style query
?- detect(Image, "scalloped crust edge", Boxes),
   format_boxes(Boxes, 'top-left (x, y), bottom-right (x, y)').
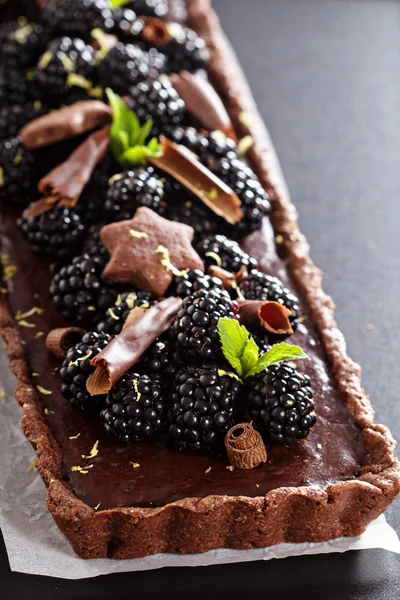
top-left (0, 0), bottom-right (399, 559)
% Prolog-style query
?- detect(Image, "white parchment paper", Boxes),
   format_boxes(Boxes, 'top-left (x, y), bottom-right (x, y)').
top-left (0, 347), bottom-right (399, 580)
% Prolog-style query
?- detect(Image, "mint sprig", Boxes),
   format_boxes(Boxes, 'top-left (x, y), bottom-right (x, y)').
top-left (217, 318), bottom-right (308, 379)
top-left (106, 88), bottom-right (163, 168)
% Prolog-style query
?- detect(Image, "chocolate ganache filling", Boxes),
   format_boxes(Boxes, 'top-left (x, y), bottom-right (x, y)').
top-left (0, 207), bottom-right (365, 510)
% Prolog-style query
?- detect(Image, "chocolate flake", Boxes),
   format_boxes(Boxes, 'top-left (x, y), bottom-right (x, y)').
top-left (170, 71), bottom-right (235, 138)
top-left (239, 299), bottom-right (294, 336)
top-left (148, 138), bottom-right (243, 225)
top-left (19, 101), bottom-right (112, 150)
top-left (86, 297), bottom-right (182, 395)
top-left (225, 422), bottom-right (267, 470)
top-left (38, 125), bottom-right (110, 207)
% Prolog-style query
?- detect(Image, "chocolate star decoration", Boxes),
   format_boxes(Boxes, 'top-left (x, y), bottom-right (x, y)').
top-left (100, 207), bottom-right (204, 297)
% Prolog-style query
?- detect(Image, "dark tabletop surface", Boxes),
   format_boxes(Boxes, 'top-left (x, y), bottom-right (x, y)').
top-left (1, 0), bottom-right (400, 598)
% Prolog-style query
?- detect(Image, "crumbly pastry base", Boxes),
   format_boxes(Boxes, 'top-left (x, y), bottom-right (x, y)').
top-left (0, 0), bottom-right (399, 559)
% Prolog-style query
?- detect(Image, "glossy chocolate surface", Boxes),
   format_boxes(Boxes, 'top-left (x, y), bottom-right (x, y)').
top-left (0, 207), bottom-right (366, 510)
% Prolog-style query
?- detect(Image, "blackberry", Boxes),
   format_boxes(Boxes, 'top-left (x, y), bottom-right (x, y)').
top-left (111, 8), bottom-right (138, 41)
top-left (0, 21), bottom-right (18, 48)
top-left (96, 289), bottom-right (155, 335)
top-left (127, 77), bottom-right (185, 136)
top-left (246, 364), bottom-right (316, 444)
top-left (168, 269), bottom-right (222, 299)
top-left (60, 331), bottom-right (111, 411)
top-left (76, 156), bottom-right (117, 225)
top-left (82, 225), bottom-right (109, 258)
top-left (36, 37), bottom-right (95, 102)
top-left (1, 21), bottom-right (46, 70)
top-left (18, 205), bottom-right (85, 260)
top-left (239, 269), bottom-right (299, 336)
top-left (0, 69), bottom-right (41, 107)
top-left (0, 137), bottom-right (36, 207)
top-left (138, 338), bottom-right (176, 379)
top-left (124, 0), bottom-right (168, 19)
top-left (50, 253), bottom-right (121, 326)
top-left (210, 156), bottom-right (271, 236)
top-left (170, 287), bottom-right (238, 363)
top-left (167, 365), bottom-right (241, 453)
top-left (104, 166), bottom-right (167, 221)
top-left (164, 23), bottom-right (209, 74)
top-left (97, 42), bottom-right (166, 95)
top-left (0, 102), bottom-right (47, 142)
top-left (101, 373), bottom-right (164, 443)
top-left (166, 181), bottom-right (221, 240)
top-left (61, 86), bottom-right (92, 106)
top-left (42, 0), bottom-right (114, 41)
top-left (165, 126), bottom-right (237, 163)
top-left (196, 235), bottom-right (258, 274)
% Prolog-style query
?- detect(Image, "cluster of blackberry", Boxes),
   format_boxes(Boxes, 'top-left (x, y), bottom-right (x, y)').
top-left (0, 0), bottom-right (317, 456)
top-left (164, 126), bottom-right (271, 237)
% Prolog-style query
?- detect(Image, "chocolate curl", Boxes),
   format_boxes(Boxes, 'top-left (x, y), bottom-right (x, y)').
top-left (19, 101), bottom-right (112, 150)
top-left (139, 17), bottom-right (172, 46)
top-left (170, 71), bottom-right (236, 140)
top-left (148, 137), bottom-right (243, 225)
top-left (38, 125), bottom-right (110, 207)
top-left (86, 297), bottom-right (182, 395)
top-left (45, 327), bottom-right (85, 360)
top-left (225, 423), bottom-right (267, 469)
top-left (239, 300), bottom-right (293, 336)
top-left (121, 307), bottom-right (147, 331)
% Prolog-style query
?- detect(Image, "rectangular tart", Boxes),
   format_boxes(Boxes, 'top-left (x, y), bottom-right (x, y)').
top-left (0, 0), bottom-right (399, 559)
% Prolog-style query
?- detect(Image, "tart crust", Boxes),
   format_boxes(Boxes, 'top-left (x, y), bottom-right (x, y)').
top-left (0, 0), bottom-right (399, 559)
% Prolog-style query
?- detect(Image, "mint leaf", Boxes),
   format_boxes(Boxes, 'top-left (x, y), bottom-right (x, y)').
top-left (246, 343), bottom-right (309, 378)
top-left (136, 119), bottom-right (153, 146)
top-left (241, 336), bottom-right (259, 377)
top-left (217, 318), bottom-right (249, 377)
top-left (106, 88), bottom-right (162, 168)
top-left (218, 318), bottom-right (308, 380)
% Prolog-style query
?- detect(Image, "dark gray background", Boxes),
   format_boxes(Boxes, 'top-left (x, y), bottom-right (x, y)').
top-left (1, 0), bottom-right (400, 597)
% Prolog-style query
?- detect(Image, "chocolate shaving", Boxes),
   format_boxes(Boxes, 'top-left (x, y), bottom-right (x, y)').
top-left (38, 126), bottom-right (110, 207)
top-left (239, 300), bottom-right (294, 335)
top-left (122, 307), bottom-right (147, 331)
top-left (139, 17), bottom-right (172, 46)
top-left (45, 327), bottom-right (85, 360)
top-left (86, 297), bottom-right (182, 395)
top-left (225, 423), bottom-right (267, 470)
top-left (148, 137), bottom-right (243, 225)
top-left (19, 101), bottom-right (112, 150)
top-left (23, 197), bottom-right (58, 220)
top-left (170, 71), bottom-right (235, 139)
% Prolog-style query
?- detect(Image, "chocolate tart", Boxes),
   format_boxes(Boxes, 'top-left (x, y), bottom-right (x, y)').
top-left (0, 0), bottom-right (399, 559)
